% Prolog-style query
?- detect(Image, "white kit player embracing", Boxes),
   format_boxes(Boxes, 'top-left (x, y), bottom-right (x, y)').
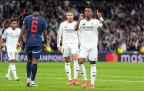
top-left (75, 6), bottom-right (108, 89)
top-left (0, 19), bottom-right (21, 81)
top-left (57, 11), bottom-right (80, 85)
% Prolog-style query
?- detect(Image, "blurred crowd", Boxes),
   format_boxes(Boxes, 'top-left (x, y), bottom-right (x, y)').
top-left (0, 0), bottom-right (144, 52)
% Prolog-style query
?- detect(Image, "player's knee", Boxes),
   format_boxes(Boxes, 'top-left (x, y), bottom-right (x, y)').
top-left (64, 57), bottom-right (70, 62)
top-left (10, 60), bottom-right (16, 63)
top-left (90, 61), bottom-right (96, 64)
top-left (78, 58), bottom-right (84, 64)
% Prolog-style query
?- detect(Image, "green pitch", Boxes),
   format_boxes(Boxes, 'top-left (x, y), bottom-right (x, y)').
top-left (0, 62), bottom-right (144, 91)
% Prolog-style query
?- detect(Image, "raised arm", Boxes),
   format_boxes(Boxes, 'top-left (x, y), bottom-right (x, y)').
top-left (75, 14), bottom-right (84, 31)
top-left (96, 9), bottom-right (108, 29)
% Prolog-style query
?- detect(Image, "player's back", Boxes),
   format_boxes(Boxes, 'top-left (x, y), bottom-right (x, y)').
top-left (24, 14), bottom-right (47, 46)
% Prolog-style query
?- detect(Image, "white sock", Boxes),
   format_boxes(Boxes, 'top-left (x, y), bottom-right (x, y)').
top-left (79, 64), bottom-right (87, 80)
top-left (91, 64), bottom-right (96, 85)
top-left (10, 63), bottom-right (18, 78)
top-left (65, 62), bottom-right (72, 80)
top-left (31, 81), bottom-right (34, 84)
top-left (74, 60), bottom-right (79, 79)
top-left (7, 64), bottom-right (11, 76)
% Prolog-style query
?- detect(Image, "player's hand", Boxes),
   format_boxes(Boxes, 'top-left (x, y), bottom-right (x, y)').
top-left (79, 14), bottom-right (84, 20)
top-left (16, 42), bottom-right (21, 50)
top-left (57, 47), bottom-right (61, 52)
top-left (96, 9), bottom-right (102, 18)
top-left (57, 47), bottom-right (62, 53)
top-left (43, 44), bottom-right (47, 51)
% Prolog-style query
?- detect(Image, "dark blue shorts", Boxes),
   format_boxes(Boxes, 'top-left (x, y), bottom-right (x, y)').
top-left (25, 46), bottom-right (42, 59)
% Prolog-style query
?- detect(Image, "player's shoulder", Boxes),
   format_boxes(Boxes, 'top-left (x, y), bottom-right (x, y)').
top-left (16, 28), bottom-right (21, 31)
top-left (24, 15), bottom-right (32, 19)
top-left (93, 18), bottom-right (101, 23)
top-left (80, 19), bottom-right (85, 22)
top-left (4, 27), bottom-right (11, 32)
top-left (79, 19), bottom-right (86, 24)
top-left (60, 21), bottom-right (66, 26)
top-left (73, 21), bottom-right (77, 24)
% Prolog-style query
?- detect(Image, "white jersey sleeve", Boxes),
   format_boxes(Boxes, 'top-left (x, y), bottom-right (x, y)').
top-left (95, 19), bottom-right (103, 28)
top-left (2, 29), bottom-right (7, 39)
top-left (57, 23), bottom-right (63, 47)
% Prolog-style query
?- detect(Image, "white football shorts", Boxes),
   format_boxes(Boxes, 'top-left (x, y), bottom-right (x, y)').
top-left (79, 46), bottom-right (98, 61)
top-left (7, 51), bottom-right (18, 61)
top-left (62, 43), bottom-right (78, 57)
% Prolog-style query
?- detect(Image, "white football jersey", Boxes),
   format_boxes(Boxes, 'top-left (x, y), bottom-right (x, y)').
top-left (2, 27), bottom-right (21, 51)
top-left (78, 18), bottom-right (102, 48)
top-left (57, 21), bottom-right (78, 47)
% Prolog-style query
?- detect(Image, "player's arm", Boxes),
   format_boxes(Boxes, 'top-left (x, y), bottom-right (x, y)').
top-left (43, 30), bottom-right (47, 45)
top-left (0, 30), bottom-right (6, 54)
top-left (57, 24), bottom-right (63, 52)
top-left (75, 14), bottom-right (84, 31)
top-left (96, 9), bottom-right (108, 29)
top-left (42, 19), bottom-right (48, 50)
top-left (17, 25), bottom-right (26, 49)
top-left (17, 17), bottom-right (27, 49)
top-left (0, 38), bottom-right (5, 53)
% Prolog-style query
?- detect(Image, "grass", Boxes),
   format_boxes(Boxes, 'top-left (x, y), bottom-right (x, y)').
top-left (0, 62), bottom-right (144, 91)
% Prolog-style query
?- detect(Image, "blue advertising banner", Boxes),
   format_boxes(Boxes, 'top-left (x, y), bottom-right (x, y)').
top-left (1, 51), bottom-right (64, 62)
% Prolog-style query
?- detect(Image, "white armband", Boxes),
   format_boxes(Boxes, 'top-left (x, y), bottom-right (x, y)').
top-left (99, 17), bottom-right (104, 21)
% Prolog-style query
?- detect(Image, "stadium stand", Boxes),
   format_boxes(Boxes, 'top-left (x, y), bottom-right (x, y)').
top-left (0, 0), bottom-right (144, 52)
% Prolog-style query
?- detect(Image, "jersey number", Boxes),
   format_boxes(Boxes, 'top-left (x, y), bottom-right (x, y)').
top-left (31, 20), bottom-right (38, 33)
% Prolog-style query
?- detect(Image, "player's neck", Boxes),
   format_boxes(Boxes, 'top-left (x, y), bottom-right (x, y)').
top-left (66, 20), bottom-right (73, 23)
top-left (33, 12), bottom-right (40, 15)
top-left (11, 27), bottom-right (16, 30)
top-left (86, 18), bottom-right (91, 21)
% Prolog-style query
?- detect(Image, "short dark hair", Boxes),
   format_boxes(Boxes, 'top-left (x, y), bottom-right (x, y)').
top-left (85, 6), bottom-right (93, 10)
top-left (10, 18), bottom-right (17, 23)
top-left (32, 5), bottom-right (40, 12)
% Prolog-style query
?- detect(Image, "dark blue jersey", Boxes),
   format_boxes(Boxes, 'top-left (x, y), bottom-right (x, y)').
top-left (23, 14), bottom-right (47, 46)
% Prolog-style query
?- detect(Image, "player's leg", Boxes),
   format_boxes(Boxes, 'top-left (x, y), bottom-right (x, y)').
top-left (10, 59), bottom-right (19, 81)
top-left (78, 47), bottom-right (88, 88)
top-left (29, 46), bottom-right (42, 87)
top-left (89, 48), bottom-right (98, 89)
top-left (6, 52), bottom-right (19, 81)
top-left (5, 59), bottom-right (12, 80)
top-left (63, 44), bottom-right (72, 85)
top-left (64, 56), bottom-right (73, 85)
top-left (71, 43), bottom-right (79, 85)
top-left (26, 54), bottom-right (32, 86)
top-left (25, 46), bottom-right (32, 86)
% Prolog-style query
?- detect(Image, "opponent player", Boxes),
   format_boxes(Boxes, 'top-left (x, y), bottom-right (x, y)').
top-left (75, 6), bottom-right (108, 88)
top-left (0, 19), bottom-right (20, 81)
top-left (16, 5), bottom-right (47, 87)
top-left (57, 11), bottom-right (79, 85)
